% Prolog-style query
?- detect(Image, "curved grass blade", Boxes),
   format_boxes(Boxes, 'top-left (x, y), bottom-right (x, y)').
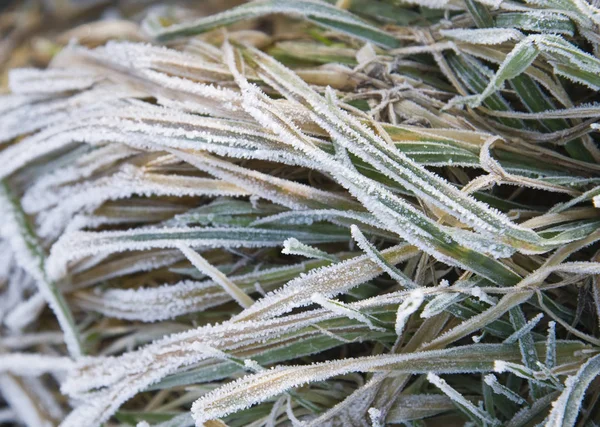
top-left (0, 182), bottom-right (83, 357)
top-left (190, 342), bottom-right (589, 424)
top-left (144, 0), bottom-right (400, 48)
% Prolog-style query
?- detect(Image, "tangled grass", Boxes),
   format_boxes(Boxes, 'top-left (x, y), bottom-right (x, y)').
top-left (1, 0), bottom-right (600, 426)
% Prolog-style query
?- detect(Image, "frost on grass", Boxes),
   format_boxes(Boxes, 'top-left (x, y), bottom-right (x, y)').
top-left (46, 225), bottom-right (349, 280)
top-left (311, 293), bottom-right (385, 332)
top-left (427, 373), bottom-right (500, 426)
top-left (74, 257), bottom-right (338, 321)
top-left (177, 243), bottom-right (254, 309)
top-left (1, 1), bottom-right (600, 426)
top-left (394, 289), bottom-right (424, 336)
top-left (232, 243), bottom-right (417, 321)
top-left (0, 354), bottom-right (73, 376)
top-left (190, 343), bottom-right (571, 424)
top-left (545, 353), bottom-right (600, 427)
top-left (8, 68), bottom-right (100, 94)
top-left (440, 28), bottom-right (524, 45)
top-left (282, 237), bottom-right (338, 262)
top-left (484, 374), bottom-right (527, 404)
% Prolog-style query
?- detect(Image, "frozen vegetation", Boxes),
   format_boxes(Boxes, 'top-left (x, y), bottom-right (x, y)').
top-left (1, 0), bottom-right (600, 425)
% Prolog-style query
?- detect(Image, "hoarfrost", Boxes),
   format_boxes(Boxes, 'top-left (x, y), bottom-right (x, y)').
top-left (395, 289), bottom-right (424, 337)
top-left (484, 374), bottom-right (527, 404)
top-left (282, 238), bottom-right (338, 262)
top-left (8, 68), bottom-right (100, 94)
top-left (0, 375), bottom-right (53, 427)
top-left (427, 373), bottom-right (499, 426)
top-left (505, 313), bottom-right (544, 344)
top-left (4, 293), bottom-right (46, 331)
top-left (177, 243), bottom-right (254, 309)
top-left (311, 293), bottom-right (385, 332)
top-left (0, 354), bottom-right (73, 376)
top-left (440, 29), bottom-right (523, 45)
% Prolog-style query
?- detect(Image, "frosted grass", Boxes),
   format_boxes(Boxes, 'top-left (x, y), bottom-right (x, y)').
top-left (1, 0), bottom-right (599, 426)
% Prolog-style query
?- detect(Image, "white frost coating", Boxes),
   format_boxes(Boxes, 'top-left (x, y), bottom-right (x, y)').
top-left (0, 354), bottom-right (73, 376)
top-left (232, 244), bottom-right (415, 322)
top-left (223, 43), bottom-right (539, 285)
top-left (22, 143), bottom-right (138, 212)
top-left (74, 279), bottom-right (220, 322)
top-left (420, 278), bottom-right (481, 318)
top-left (350, 224), bottom-right (417, 289)
top-left (32, 165), bottom-right (248, 239)
top-left (231, 44), bottom-right (543, 249)
top-left (75, 260), bottom-right (320, 321)
top-left (1, 25), bottom-right (596, 425)
top-left (493, 360), bottom-right (510, 374)
top-left (0, 185), bottom-right (82, 358)
top-left (507, 11), bottom-right (574, 35)
top-left (4, 292), bottom-right (46, 331)
top-left (1, 94), bottom-right (257, 164)
top-left (0, 267), bottom-right (30, 324)
top-left (312, 293), bottom-right (385, 332)
top-left (60, 288), bottom-right (523, 426)
top-left (427, 373), bottom-right (499, 426)
top-left (190, 344), bottom-right (516, 424)
top-left (253, 209), bottom-right (385, 231)
top-left (458, 34), bottom-right (600, 108)
top-left (282, 238), bottom-right (338, 262)
top-left (62, 313), bottom-right (336, 396)
top-left (176, 243), bottom-right (254, 309)
top-left (285, 395), bottom-right (303, 426)
top-left (472, 332), bottom-right (485, 343)
top-left (302, 374), bottom-right (386, 426)
top-left (484, 374), bottom-right (526, 404)
top-left (440, 28), bottom-right (523, 45)
top-left (69, 41), bottom-right (244, 117)
top-left (236, 78), bottom-right (455, 271)
top-left (493, 361), bottom-right (545, 386)
top-left (546, 321), bottom-right (556, 369)
top-left (61, 292), bottom-right (428, 424)
top-left (504, 313), bottom-right (544, 344)
top-left (395, 289), bottom-right (424, 337)
top-left (8, 68), bottom-right (100, 94)
top-left (60, 350), bottom-right (217, 426)
top-left (367, 407), bottom-right (383, 427)
top-left (0, 92), bottom-right (51, 116)
top-left (244, 359), bottom-right (265, 373)
top-left (536, 35), bottom-right (600, 81)
top-left (47, 225), bottom-right (347, 281)
top-left (0, 332), bottom-right (63, 350)
top-left (469, 286), bottom-right (497, 306)
top-left (168, 147), bottom-right (352, 211)
top-left (356, 43), bottom-right (377, 66)
top-left (0, 241), bottom-right (13, 278)
top-left (22, 376), bottom-right (65, 420)
top-left (0, 374), bottom-right (52, 427)
top-left (0, 84), bottom-right (142, 145)
top-left (144, 0), bottom-right (397, 47)
top-left (546, 354), bottom-right (600, 427)
top-left (390, 0), bottom-right (453, 9)
top-left (453, 37), bottom-right (538, 105)
top-left (446, 227), bottom-right (515, 259)
top-left (60, 311), bottom-right (345, 426)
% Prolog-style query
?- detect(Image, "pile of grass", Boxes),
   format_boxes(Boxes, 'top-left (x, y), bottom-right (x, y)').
top-left (1, 0), bottom-right (600, 426)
